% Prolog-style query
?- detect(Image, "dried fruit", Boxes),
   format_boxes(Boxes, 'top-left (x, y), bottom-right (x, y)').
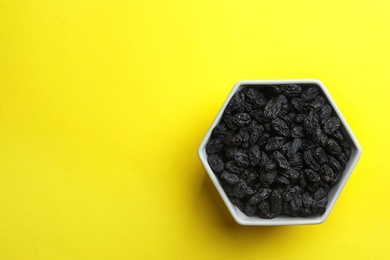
top-left (205, 84), bottom-right (352, 219)
top-left (324, 117), bottom-right (341, 134)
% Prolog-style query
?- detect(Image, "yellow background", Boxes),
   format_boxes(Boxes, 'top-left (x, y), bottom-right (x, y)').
top-left (0, 0), bottom-right (389, 259)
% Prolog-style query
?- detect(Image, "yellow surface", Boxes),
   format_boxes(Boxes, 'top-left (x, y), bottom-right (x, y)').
top-left (0, 0), bottom-right (389, 259)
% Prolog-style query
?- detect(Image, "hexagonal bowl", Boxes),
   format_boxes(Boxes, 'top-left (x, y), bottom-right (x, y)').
top-left (198, 79), bottom-right (362, 225)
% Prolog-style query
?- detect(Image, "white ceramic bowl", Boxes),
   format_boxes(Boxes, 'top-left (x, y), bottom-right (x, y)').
top-left (198, 80), bottom-right (362, 225)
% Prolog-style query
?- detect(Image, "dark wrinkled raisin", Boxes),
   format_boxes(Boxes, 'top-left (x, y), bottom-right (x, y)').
top-left (314, 147), bottom-right (328, 164)
top-left (295, 113), bottom-right (306, 123)
top-left (221, 171), bottom-right (240, 185)
top-left (311, 196), bottom-right (328, 215)
top-left (304, 150), bottom-right (320, 171)
top-left (287, 138), bottom-right (302, 158)
top-left (273, 151), bottom-right (290, 169)
top-left (291, 126), bottom-right (305, 137)
top-left (223, 114), bottom-right (238, 130)
top-left (289, 152), bottom-right (303, 167)
top-left (257, 133), bottom-right (270, 147)
top-left (276, 176), bottom-right (290, 185)
top-left (324, 117), bottom-right (341, 134)
top-left (272, 118), bottom-right (290, 136)
top-left (225, 146), bottom-right (239, 159)
top-left (244, 203), bottom-right (258, 216)
top-left (291, 98), bottom-right (309, 113)
top-left (248, 145), bottom-right (261, 166)
top-left (212, 124), bottom-right (229, 137)
top-left (304, 169), bottom-right (321, 182)
top-left (264, 98), bottom-right (282, 119)
top-left (260, 169), bottom-right (277, 186)
top-left (273, 84), bottom-right (302, 96)
top-left (270, 189), bottom-right (283, 214)
top-left (233, 113), bottom-right (251, 126)
top-left (250, 110), bottom-right (265, 123)
top-left (206, 138), bottom-right (224, 154)
top-left (234, 180), bottom-right (248, 198)
top-left (225, 160), bottom-right (244, 174)
top-left (332, 130), bottom-right (344, 141)
top-left (320, 165), bottom-right (334, 183)
top-left (326, 138), bottom-right (342, 155)
top-left (312, 128), bottom-right (328, 146)
top-left (207, 154), bottom-right (224, 173)
top-left (302, 86), bottom-right (319, 100)
top-left (311, 96), bottom-right (325, 111)
top-left (225, 93), bottom-right (243, 114)
top-left (234, 151), bottom-right (250, 167)
top-left (319, 105), bottom-right (332, 124)
top-left (285, 167), bottom-right (299, 179)
top-left (224, 133), bottom-right (243, 146)
top-left (338, 153), bottom-right (348, 167)
top-left (303, 110), bottom-right (320, 135)
top-left (340, 140), bottom-right (352, 159)
top-left (229, 196), bottom-right (245, 211)
top-left (265, 137), bottom-right (285, 151)
top-left (328, 156), bottom-right (342, 173)
top-left (249, 188), bottom-right (272, 204)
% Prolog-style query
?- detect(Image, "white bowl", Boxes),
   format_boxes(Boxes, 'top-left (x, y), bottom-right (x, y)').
top-left (198, 79), bottom-right (362, 225)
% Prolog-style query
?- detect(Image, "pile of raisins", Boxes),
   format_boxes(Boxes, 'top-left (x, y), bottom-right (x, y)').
top-left (206, 84), bottom-right (352, 218)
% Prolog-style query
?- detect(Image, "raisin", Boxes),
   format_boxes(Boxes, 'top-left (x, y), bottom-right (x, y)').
top-left (302, 86), bottom-right (319, 100)
top-left (332, 130), bottom-right (344, 141)
top-left (291, 126), bottom-right (305, 137)
top-left (264, 98), bottom-right (282, 119)
top-left (320, 165), bottom-right (334, 183)
top-left (207, 154), bottom-right (224, 173)
top-left (260, 169), bottom-right (277, 186)
top-left (270, 189), bottom-right (283, 214)
top-left (326, 138), bottom-right (342, 155)
top-left (206, 138), bottom-right (224, 154)
top-left (312, 128), bottom-right (328, 146)
top-left (303, 110), bottom-right (320, 135)
top-left (338, 153), bottom-right (348, 167)
top-left (304, 150), bottom-right (320, 171)
top-left (287, 138), bottom-right (302, 158)
top-left (291, 98), bottom-right (309, 113)
top-left (328, 156), bottom-right (342, 173)
top-left (314, 147), bottom-right (328, 164)
top-left (272, 118), bottom-right (290, 136)
top-left (234, 180), bottom-right (248, 198)
top-left (319, 105), bottom-right (332, 124)
top-left (225, 92), bottom-right (243, 115)
top-left (233, 113), bottom-right (251, 126)
top-left (265, 137), bottom-right (285, 151)
top-left (224, 133), bottom-right (243, 146)
top-left (212, 124), bottom-right (229, 137)
top-left (257, 133), bottom-right (270, 147)
top-left (221, 171), bottom-right (240, 185)
top-left (249, 188), bottom-right (272, 204)
top-left (225, 160), bottom-right (244, 174)
top-left (244, 203), bottom-right (258, 216)
top-left (340, 140), bottom-right (352, 159)
top-left (324, 117), bottom-right (341, 134)
top-left (311, 196), bottom-right (328, 215)
top-left (311, 96), bottom-right (325, 111)
top-left (304, 169), bottom-right (321, 182)
top-left (248, 145), bottom-right (261, 166)
top-left (275, 84), bottom-right (302, 96)
top-left (234, 151), bottom-right (250, 167)
top-left (273, 151), bottom-right (290, 169)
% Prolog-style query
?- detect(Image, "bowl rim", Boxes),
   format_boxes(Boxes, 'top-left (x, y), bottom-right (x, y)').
top-left (198, 79), bottom-right (362, 226)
